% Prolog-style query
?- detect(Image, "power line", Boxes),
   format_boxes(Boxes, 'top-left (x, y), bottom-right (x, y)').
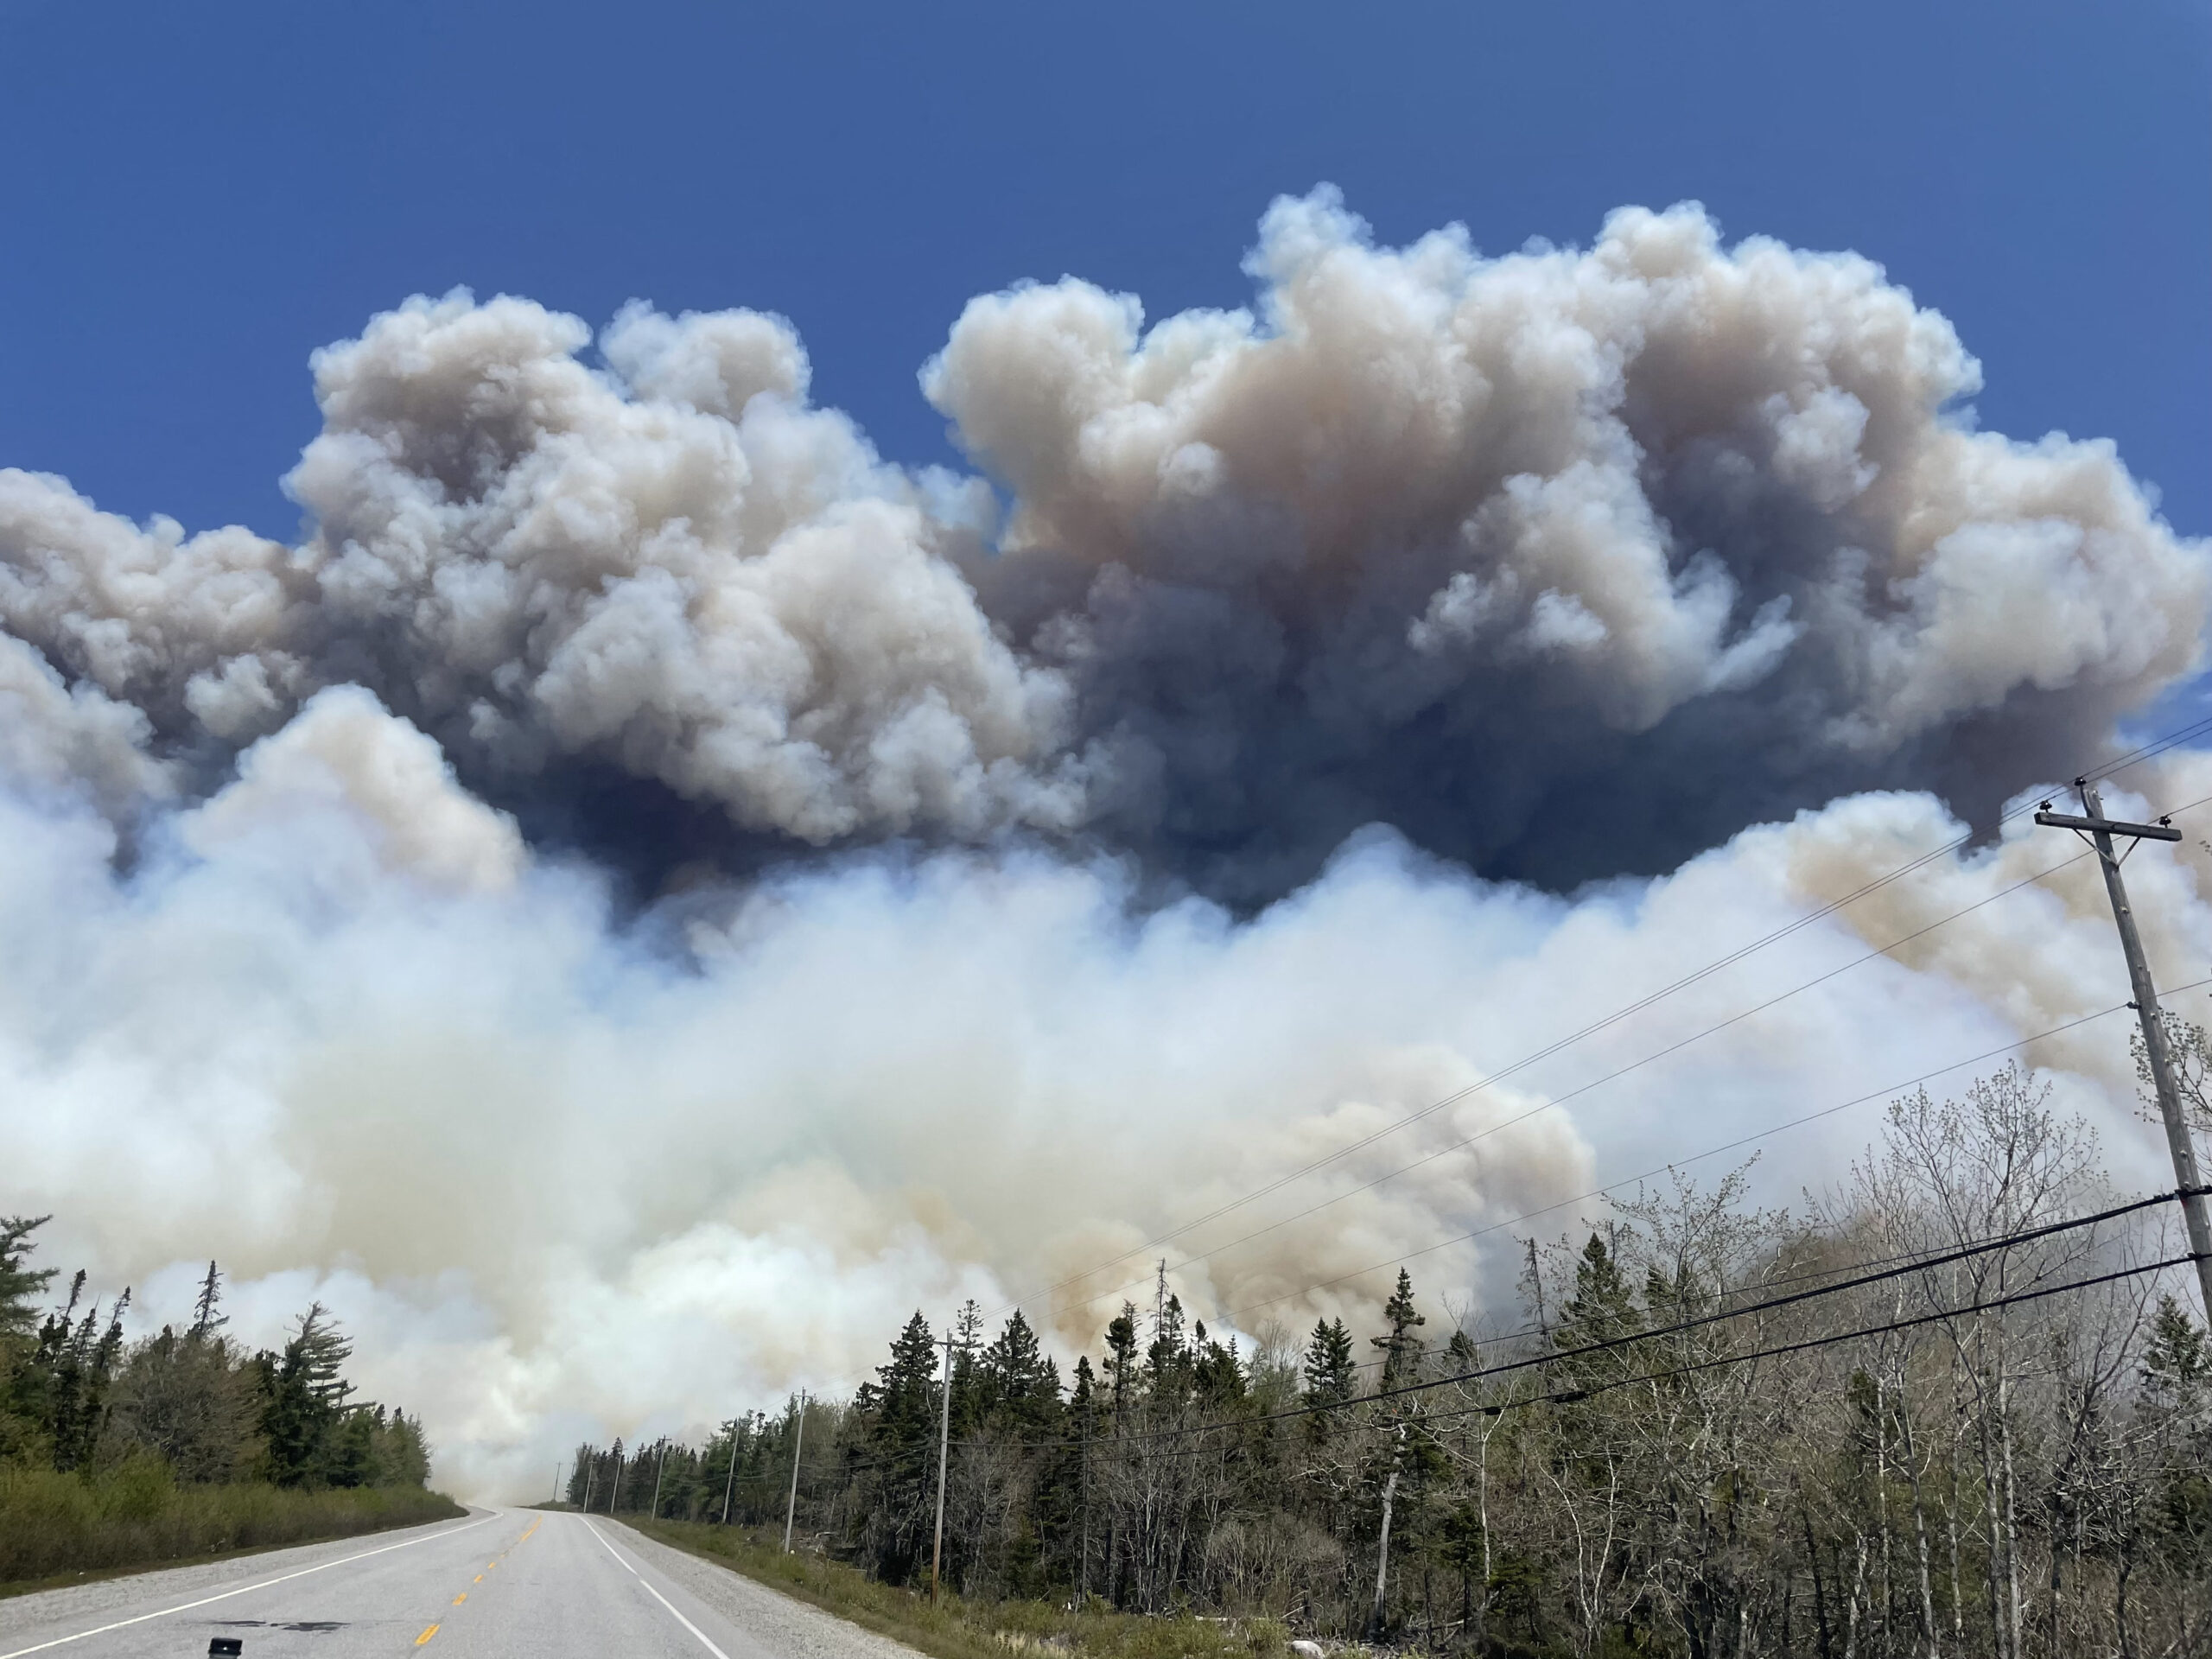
top-left (1224, 980), bottom-right (2212, 1323)
top-left (1418, 1252), bottom-right (2196, 1429)
top-left (2085, 713), bottom-right (2212, 785)
top-left (628, 725), bottom-right (2212, 1470)
top-left (1054, 785), bottom-right (2212, 1328)
top-left (1007, 1184), bottom-right (2196, 1455)
top-left (1305, 1200), bottom-right (2133, 1383)
top-left (1108, 1246), bottom-right (2200, 1471)
top-left (944, 1248), bottom-right (2202, 1478)
top-left (986, 741), bottom-right (2212, 1326)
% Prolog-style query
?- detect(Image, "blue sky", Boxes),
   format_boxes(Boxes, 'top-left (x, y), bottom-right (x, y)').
top-left (0, 0), bottom-right (2205, 556)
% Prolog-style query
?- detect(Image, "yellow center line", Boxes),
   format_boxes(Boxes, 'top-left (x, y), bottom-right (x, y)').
top-left (415, 1624), bottom-right (440, 1646)
top-left (473, 1574), bottom-right (483, 1583)
top-left (452, 1592), bottom-right (467, 1605)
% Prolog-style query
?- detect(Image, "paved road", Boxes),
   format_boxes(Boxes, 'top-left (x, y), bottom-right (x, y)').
top-left (0, 1510), bottom-right (922, 1659)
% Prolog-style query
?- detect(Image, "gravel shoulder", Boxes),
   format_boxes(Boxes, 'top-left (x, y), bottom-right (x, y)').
top-left (607, 1521), bottom-right (929, 1659)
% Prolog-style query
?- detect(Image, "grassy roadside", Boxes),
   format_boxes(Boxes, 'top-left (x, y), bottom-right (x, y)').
top-left (632, 1519), bottom-right (1289, 1659)
top-left (0, 1463), bottom-right (464, 1595)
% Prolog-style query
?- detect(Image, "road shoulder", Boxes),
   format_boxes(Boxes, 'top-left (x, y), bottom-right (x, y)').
top-left (605, 1521), bottom-right (929, 1659)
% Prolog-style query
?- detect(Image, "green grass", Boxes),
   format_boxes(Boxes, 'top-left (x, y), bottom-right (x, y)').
top-left (632, 1519), bottom-right (1291, 1659)
top-left (0, 1460), bottom-right (464, 1593)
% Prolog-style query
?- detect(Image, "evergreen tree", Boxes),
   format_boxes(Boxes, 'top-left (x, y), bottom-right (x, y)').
top-left (1303, 1317), bottom-right (1356, 1403)
top-left (980, 1310), bottom-right (1061, 1435)
top-left (1102, 1305), bottom-right (1141, 1426)
top-left (110, 1320), bottom-right (259, 1484)
top-left (1370, 1268), bottom-right (1427, 1389)
top-left (0, 1216), bottom-right (54, 1347)
top-left (35, 1277), bottom-right (130, 1472)
top-left (1192, 1325), bottom-right (1245, 1407)
top-left (2144, 1294), bottom-right (2209, 1402)
top-left (0, 1216), bottom-right (54, 1462)
top-left (188, 1262), bottom-right (227, 1340)
top-left (1443, 1326), bottom-right (1479, 1373)
top-left (257, 1303), bottom-right (357, 1487)
top-left (950, 1300), bottom-right (986, 1433)
top-left (1302, 1316), bottom-right (1356, 1444)
top-left (853, 1311), bottom-right (940, 1582)
top-left (870, 1312), bottom-right (940, 1450)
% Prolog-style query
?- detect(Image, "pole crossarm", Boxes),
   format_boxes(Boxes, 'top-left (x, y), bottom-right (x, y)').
top-left (2033, 808), bottom-right (2180, 842)
top-left (2041, 778), bottom-right (2212, 1320)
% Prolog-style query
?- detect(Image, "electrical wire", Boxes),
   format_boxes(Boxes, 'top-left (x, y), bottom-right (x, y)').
top-left (982, 725), bottom-right (2212, 1326)
top-left (1224, 978), bottom-right (2212, 1321)
top-left (1052, 785), bottom-right (2212, 1327)
top-left (993, 1183), bottom-right (2198, 1455)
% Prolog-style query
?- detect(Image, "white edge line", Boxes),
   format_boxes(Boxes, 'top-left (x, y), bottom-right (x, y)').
top-left (582, 1517), bottom-right (734, 1659)
top-left (0, 1509), bottom-right (500, 1659)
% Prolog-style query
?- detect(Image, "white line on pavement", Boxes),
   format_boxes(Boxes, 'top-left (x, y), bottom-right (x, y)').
top-left (0, 1510), bottom-right (501, 1659)
top-left (582, 1518), bottom-right (734, 1659)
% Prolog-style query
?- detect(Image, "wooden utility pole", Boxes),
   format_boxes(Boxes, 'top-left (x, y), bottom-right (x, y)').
top-left (783, 1393), bottom-right (808, 1553)
top-left (582, 1459), bottom-right (596, 1515)
top-left (720, 1415), bottom-right (741, 1525)
top-left (2038, 779), bottom-right (2212, 1317)
top-left (608, 1446), bottom-right (625, 1516)
top-left (930, 1334), bottom-right (958, 1604)
top-left (1077, 1394), bottom-right (1093, 1600)
top-left (650, 1440), bottom-right (669, 1519)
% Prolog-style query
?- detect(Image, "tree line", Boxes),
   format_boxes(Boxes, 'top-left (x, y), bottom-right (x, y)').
top-left (0, 1217), bottom-right (430, 1494)
top-left (572, 1061), bottom-right (2212, 1657)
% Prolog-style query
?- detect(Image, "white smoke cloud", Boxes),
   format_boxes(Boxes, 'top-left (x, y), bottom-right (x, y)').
top-left (3, 741), bottom-right (2206, 1496)
top-left (0, 191), bottom-right (2206, 1499)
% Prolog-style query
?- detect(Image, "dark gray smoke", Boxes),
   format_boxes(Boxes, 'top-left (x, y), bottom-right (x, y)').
top-left (927, 193), bottom-right (2205, 895)
top-left (0, 192), bottom-right (2200, 900)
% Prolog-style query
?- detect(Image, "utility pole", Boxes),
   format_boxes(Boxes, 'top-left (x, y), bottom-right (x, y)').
top-left (608, 1446), bottom-right (626, 1516)
top-left (582, 1456), bottom-right (596, 1516)
top-left (1369, 1421), bottom-right (1407, 1641)
top-left (720, 1417), bottom-right (741, 1526)
top-left (930, 1336), bottom-right (955, 1605)
top-left (1077, 1391), bottom-right (1092, 1601)
top-left (2038, 779), bottom-right (2212, 1319)
top-left (650, 1440), bottom-right (669, 1520)
top-left (783, 1393), bottom-right (808, 1552)
top-left (929, 1331), bottom-right (975, 1605)
top-left (553, 1461), bottom-right (563, 1508)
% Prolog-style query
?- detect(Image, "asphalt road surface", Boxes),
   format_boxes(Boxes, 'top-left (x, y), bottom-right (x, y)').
top-left (0, 1510), bottom-right (923, 1659)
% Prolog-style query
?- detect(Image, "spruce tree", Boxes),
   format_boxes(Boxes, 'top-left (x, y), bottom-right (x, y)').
top-left (188, 1262), bottom-right (227, 1341)
top-left (1103, 1305), bottom-right (1141, 1426)
top-left (1302, 1317), bottom-right (1357, 1444)
top-left (1303, 1317), bottom-right (1357, 1404)
top-left (257, 1303), bottom-right (357, 1487)
top-left (1371, 1269), bottom-right (1427, 1388)
top-left (981, 1310), bottom-right (1060, 1435)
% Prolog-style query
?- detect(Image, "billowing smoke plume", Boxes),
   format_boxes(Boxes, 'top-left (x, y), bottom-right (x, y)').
top-left (3, 192), bottom-right (2200, 896)
top-left (0, 193), bottom-right (2207, 1497)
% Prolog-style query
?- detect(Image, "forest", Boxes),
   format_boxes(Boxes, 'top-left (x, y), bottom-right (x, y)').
top-left (573, 1056), bottom-right (2212, 1658)
top-left (0, 1215), bottom-right (452, 1584)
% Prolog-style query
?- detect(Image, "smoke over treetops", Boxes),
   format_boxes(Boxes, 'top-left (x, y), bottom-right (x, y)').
top-left (1, 192), bottom-right (2206, 1496)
